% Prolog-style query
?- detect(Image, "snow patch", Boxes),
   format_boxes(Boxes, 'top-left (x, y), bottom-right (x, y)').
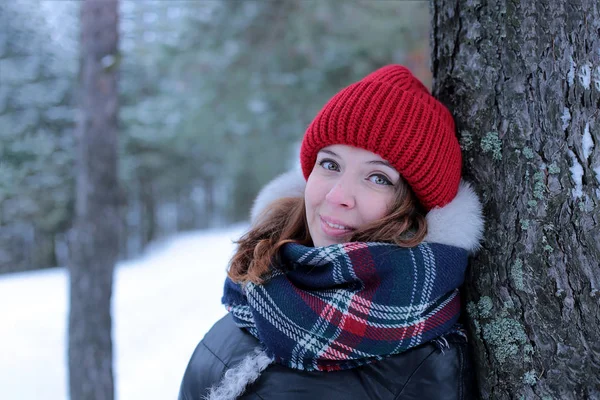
top-left (569, 150), bottom-right (584, 198)
top-left (594, 66), bottom-right (600, 92)
top-left (561, 107), bottom-right (571, 130)
top-left (579, 63), bottom-right (591, 89)
top-left (567, 56), bottom-right (575, 85)
top-left (0, 225), bottom-right (247, 400)
top-left (582, 123), bottom-right (594, 161)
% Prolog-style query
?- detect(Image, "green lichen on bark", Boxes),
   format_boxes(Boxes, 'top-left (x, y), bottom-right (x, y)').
top-left (522, 370), bottom-right (537, 386)
top-left (460, 131), bottom-right (474, 151)
top-left (478, 296), bottom-right (494, 318)
top-left (502, 297), bottom-right (515, 309)
top-left (482, 317), bottom-right (528, 364)
top-left (466, 301), bottom-right (478, 317)
top-left (480, 132), bottom-right (503, 160)
top-left (522, 147), bottom-right (534, 159)
top-left (466, 301), bottom-right (481, 335)
top-left (532, 171), bottom-right (546, 199)
top-left (473, 319), bottom-right (481, 335)
top-left (548, 161), bottom-right (561, 174)
top-left (511, 258), bottom-right (526, 291)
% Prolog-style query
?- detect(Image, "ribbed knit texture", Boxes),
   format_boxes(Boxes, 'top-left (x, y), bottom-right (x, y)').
top-left (300, 65), bottom-right (462, 210)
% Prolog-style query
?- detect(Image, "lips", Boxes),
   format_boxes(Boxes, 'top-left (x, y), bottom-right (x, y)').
top-left (319, 216), bottom-right (355, 238)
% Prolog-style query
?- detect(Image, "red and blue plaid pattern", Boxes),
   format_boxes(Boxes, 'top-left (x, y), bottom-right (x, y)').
top-left (223, 241), bottom-right (468, 371)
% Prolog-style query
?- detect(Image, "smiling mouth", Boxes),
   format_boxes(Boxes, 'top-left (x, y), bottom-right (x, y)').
top-left (324, 220), bottom-right (351, 230)
top-left (320, 216), bottom-right (355, 237)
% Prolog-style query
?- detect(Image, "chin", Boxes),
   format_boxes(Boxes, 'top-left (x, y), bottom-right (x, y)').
top-left (313, 236), bottom-right (344, 248)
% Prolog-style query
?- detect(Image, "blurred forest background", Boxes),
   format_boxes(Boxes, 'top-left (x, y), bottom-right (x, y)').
top-left (0, 0), bottom-right (430, 274)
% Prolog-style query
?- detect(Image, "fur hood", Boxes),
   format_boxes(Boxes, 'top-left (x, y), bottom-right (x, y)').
top-left (250, 169), bottom-right (484, 253)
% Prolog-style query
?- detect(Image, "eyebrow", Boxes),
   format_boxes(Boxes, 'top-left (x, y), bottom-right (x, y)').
top-left (318, 149), bottom-right (396, 171)
top-left (367, 160), bottom-right (395, 169)
top-left (319, 149), bottom-right (339, 157)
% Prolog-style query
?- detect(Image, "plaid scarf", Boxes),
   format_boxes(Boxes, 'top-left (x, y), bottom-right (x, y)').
top-left (222, 241), bottom-right (468, 372)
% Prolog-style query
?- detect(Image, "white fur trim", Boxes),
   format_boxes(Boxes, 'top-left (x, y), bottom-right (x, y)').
top-left (250, 169), bottom-right (306, 225)
top-left (205, 348), bottom-right (273, 400)
top-left (249, 169), bottom-right (484, 252)
top-left (424, 181), bottom-right (484, 252)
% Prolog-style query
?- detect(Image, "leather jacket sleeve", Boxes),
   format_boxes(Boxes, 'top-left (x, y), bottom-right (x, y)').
top-left (178, 315), bottom-right (262, 400)
top-left (178, 341), bottom-right (226, 400)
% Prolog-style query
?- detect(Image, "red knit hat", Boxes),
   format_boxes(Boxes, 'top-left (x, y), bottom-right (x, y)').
top-left (300, 65), bottom-right (462, 211)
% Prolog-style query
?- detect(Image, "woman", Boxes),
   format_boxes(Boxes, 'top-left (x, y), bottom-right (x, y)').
top-left (179, 65), bottom-right (484, 400)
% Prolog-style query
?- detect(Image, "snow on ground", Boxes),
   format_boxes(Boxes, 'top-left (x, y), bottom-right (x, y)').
top-left (0, 224), bottom-right (247, 400)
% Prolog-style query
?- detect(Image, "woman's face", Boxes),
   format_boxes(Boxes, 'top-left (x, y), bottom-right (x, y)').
top-left (305, 144), bottom-right (403, 247)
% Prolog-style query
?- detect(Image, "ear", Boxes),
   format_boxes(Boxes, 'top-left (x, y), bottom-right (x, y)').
top-left (250, 169), bottom-right (485, 252)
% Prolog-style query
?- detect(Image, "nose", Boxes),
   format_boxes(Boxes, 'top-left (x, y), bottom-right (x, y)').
top-left (325, 179), bottom-right (355, 208)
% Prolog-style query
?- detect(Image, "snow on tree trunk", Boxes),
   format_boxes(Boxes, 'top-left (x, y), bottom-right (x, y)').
top-left (431, 0), bottom-right (600, 398)
top-left (68, 0), bottom-right (120, 399)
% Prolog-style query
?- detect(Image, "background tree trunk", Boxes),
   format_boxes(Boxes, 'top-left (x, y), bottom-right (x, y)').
top-left (431, 0), bottom-right (600, 398)
top-left (139, 173), bottom-right (156, 247)
top-left (68, 0), bottom-right (120, 399)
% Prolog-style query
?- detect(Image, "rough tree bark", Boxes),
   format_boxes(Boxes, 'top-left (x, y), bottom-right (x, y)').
top-left (68, 0), bottom-right (120, 399)
top-left (431, 0), bottom-right (600, 398)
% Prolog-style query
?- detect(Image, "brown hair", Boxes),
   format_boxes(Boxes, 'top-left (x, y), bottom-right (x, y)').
top-left (228, 182), bottom-right (427, 284)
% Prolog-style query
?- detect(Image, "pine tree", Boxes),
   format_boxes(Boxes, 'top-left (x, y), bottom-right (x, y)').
top-left (431, 0), bottom-right (600, 397)
top-left (68, 0), bottom-right (120, 398)
top-left (0, 0), bottom-right (77, 273)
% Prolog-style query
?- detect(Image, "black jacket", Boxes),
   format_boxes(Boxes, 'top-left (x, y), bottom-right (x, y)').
top-left (179, 314), bottom-right (474, 400)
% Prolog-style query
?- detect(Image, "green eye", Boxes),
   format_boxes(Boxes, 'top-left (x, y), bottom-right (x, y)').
top-left (369, 174), bottom-right (392, 186)
top-left (319, 159), bottom-right (340, 171)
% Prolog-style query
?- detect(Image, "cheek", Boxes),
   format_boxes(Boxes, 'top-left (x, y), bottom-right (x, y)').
top-left (304, 175), bottom-right (325, 210)
top-left (360, 193), bottom-right (394, 223)
top-left (304, 178), bottom-right (318, 221)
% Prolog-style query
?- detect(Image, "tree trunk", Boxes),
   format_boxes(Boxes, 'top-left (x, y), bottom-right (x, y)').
top-left (139, 174), bottom-right (156, 247)
top-left (68, 1), bottom-right (119, 399)
top-left (431, 0), bottom-right (600, 398)
top-left (32, 229), bottom-right (57, 269)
